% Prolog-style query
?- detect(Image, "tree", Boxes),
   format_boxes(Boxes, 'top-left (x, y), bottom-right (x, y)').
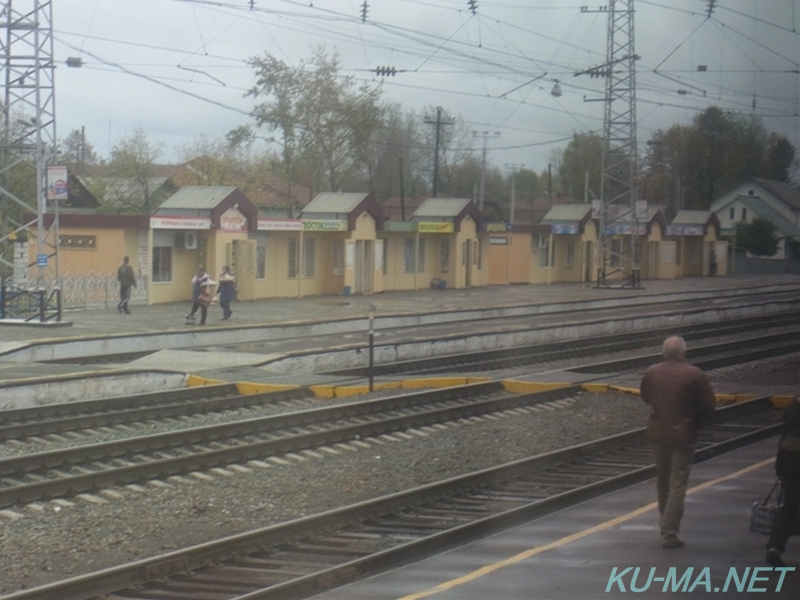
top-left (555, 132), bottom-right (603, 201)
top-left (643, 107), bottom-right (798, 210)
top-left (735, 216), bottom-right (780, 257)
top-left (248, 46), bottom-right (385, 194)
top-left (58, 128), bottom-right (99, 175)
top-left (177, 133), bottom-right (275, 190)
top-left (93, 129), bottom-right (164, 213)
top-left (764, 134), bottom-right (796, 182)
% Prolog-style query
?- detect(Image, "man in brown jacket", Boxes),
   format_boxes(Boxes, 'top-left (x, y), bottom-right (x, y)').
top-left (640, 336), bottom-right (716, 548)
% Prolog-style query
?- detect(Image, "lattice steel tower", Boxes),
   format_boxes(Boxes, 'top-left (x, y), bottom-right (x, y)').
top-left (580, 1), bottom-right (640, 288)
top-left (0, 1), bottom-right (59, 309)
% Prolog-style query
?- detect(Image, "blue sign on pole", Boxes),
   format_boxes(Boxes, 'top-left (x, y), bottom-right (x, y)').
top-left (37, 254), bottom-right (47, 267)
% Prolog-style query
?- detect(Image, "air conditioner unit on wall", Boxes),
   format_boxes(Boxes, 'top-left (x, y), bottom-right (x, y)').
top-left (179, 231), bottom-right (198, 250)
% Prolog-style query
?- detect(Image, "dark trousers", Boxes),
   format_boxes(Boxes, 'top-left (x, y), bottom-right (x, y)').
top-left (767, 475), bottom-right (800, 553)
top-left (118, 285), bottom-right (131, 312)
top-left (220, 299), bottom-right (232, 319)
top-left (188, 301), bottom-right (207, 325)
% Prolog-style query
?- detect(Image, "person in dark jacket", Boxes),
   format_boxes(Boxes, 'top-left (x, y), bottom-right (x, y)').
top-left (218, 265), bottom-right (235, 320)
top-left (116, 256), bottom-right (137, 314)
top-left (766, 395), bottom-right (800, 567)
top-left (640, 336), bottom-right (716, 548)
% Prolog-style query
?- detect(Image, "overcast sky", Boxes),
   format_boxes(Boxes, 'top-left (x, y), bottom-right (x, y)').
top-left (52, 0), bottom-right (800, 177)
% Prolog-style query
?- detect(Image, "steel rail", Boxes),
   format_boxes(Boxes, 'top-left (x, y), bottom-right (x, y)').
top-left (0, 396), bottom-right (783, 600)
top-left (324, 312), bottom-right (800, 377)
top-left (2, 330), bottom-right (798, 508)
top-left (0, 381), bottom-right (541, 507)
top-left (0, 384), bottom-right (308, 442)
top-left (3, 310), bottom-right (791, 441)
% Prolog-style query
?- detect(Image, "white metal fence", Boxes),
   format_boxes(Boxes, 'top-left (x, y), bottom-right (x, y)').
top-left (52, 273), bottom-right (148, 310)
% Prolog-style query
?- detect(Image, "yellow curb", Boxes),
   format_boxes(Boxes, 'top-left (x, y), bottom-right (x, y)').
top-left (581, 383), bottom-right (609, 394)
top-left (715, 393), bottom-right (737, 403)
top-left (502, 380), bottom-right (571, 394)
top-left (186, 374), bottom-right (226, 387)
top-left (401, 377), bottom-right (471, 389)
top-left (608, 384), bottom-right (640, 395)
top-left (309, 384), bottom-right (336, 398)
top-left (735, 393), bottom-right (757, 403)
top-left (235, 382), bottom-right (301, 395)
top-left (771, 394), bottom-right (794, 409)
top-left (309, 381), bottom-right (402, 398)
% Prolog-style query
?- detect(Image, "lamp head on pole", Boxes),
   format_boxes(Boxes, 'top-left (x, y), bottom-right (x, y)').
top-left (551, 80), bottom-right (562, 97)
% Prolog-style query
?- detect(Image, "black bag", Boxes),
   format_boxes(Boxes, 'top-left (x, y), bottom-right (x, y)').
top-left (750, 480), bottom-right (780, 535)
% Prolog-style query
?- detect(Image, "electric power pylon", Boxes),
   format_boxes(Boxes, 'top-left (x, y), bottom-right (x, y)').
top-left (579, 1), bottom-right (641, 288)
top-left (1, 0), bottom-right (61, 320)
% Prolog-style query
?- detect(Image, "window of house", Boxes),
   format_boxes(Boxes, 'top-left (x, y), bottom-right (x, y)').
top-left (440, 239), bottom-right (450, 272)
top-left (729, 207), bottom-right (735, 220)
top-left (403, 238), bottom-right (415, 273)
top-left (477, 238), bottom-right (483, 269)
top-left (539, 239), bottom-right (550, 268)
top-left (381, 239), bottom-right (388, 275)
top-left (742, 207), bottom-right (747, 221)
top-left (256, 242), bottom-right (266, 280)
top-left (566, 240), bottom-right (575, 269)
top-left (152, 247), bottom-right (172, 282)
top-left (417, 238), bottom-right (426, 273)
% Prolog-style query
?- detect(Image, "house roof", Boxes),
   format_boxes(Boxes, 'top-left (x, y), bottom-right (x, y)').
top-left (670, 209), bottom-right (713, 226)
top-left (381, 195), bottom-right (427, 221)
top-left (83, 176), bottom-right (175, 205)
top-left (752, 178), bottom-right (800, 210)
top-left (540, 204), bottom-right (592, 223)
top-left (412, 198), bottom-right (472, 219)
top-left (737, 195), bottom-right (800, 239)
top-left (302, 192), bottom-right (370, 215)
top-left (159, 186), bottom-right (239, 210)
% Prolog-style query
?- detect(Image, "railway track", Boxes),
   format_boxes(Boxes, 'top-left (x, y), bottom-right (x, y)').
top-left (2, 329), bottom-right (798, 509)
top-left (0, 395), bottom-right (783, 600)
top-left (323, 312), bottom-right (800, 376)
top-left (3, 312), bottom-right (797, 444)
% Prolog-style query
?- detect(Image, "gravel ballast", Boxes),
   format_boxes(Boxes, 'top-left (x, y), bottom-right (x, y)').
top-left (1, 353), bottom-right (797, 594)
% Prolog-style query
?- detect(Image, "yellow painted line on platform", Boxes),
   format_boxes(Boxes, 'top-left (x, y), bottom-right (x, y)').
top-left (502, 380), bottom-right (570, 394)
top-left (235, 382), bottom-right (301, 395)
top-left (186, 374), bottom-right (226, 387)
top-left (397, 457), bottom-right (775, 600)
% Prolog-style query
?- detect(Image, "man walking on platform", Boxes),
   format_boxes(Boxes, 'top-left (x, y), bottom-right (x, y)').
top-left (116, 256), bottom-right (136, 314)
top-left (640, 336), bottom-right (716, 549)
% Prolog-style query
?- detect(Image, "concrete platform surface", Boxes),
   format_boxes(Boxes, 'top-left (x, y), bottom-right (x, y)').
top-left (311, 437), bottom-right (799, 599)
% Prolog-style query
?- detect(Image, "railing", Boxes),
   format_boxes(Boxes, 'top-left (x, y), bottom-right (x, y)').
top-left (0, 273), bottom-right (147, 318)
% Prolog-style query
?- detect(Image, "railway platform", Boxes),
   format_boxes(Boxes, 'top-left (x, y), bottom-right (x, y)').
top-left (0, 274), bottom-right (799, 407)
top-left (310, 436), bottom-right (800, 599)
top-left (1, 274), bottom-right (797, 344)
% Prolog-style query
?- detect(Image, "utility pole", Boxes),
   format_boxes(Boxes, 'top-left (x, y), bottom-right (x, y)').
top-left (425, 107), bottom-right (453, 197)
top-left (0, 0), bottom-right (61, 320)
top-left (504, 164), bottom-right (525, 225)
top-left (473, 130), bottom-right (499, 211)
